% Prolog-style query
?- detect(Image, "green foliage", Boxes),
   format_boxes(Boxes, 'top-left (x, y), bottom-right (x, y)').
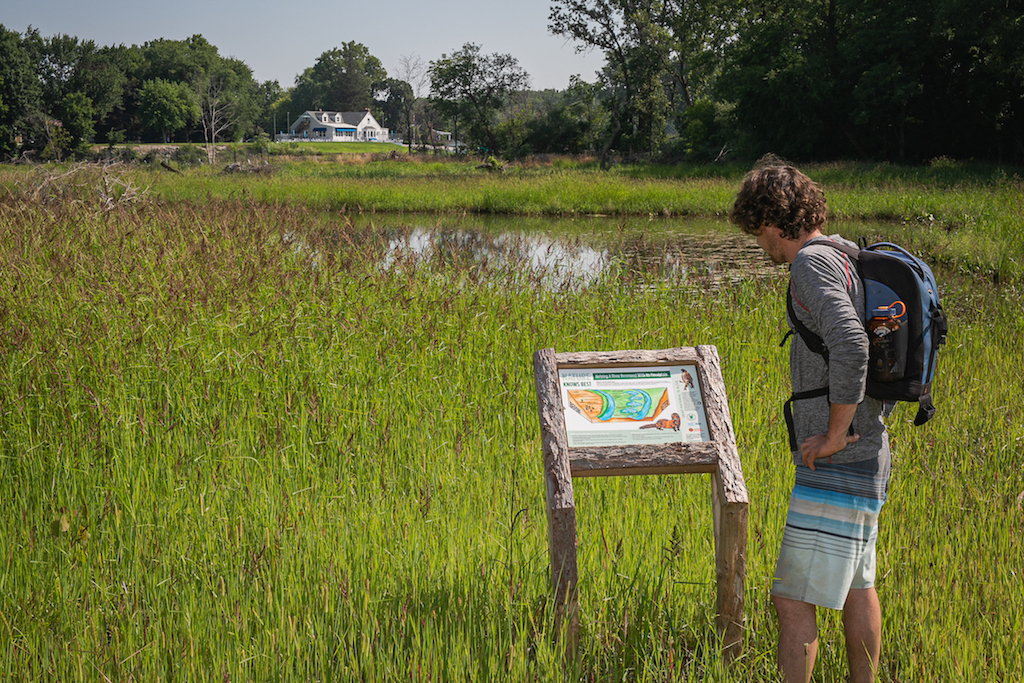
top-left (171, 143), bottom-right (206, 167)
top-left (248, 131), bottom-right (271, 156)
top-left (23, 30), bottom-right (86, 114)
top-left (57, 92), bottom-right (95, 157)
top-left (138, 78), bottom-right (199, 143)
top-left (90, 43), bottom-right (145, 143)
top-left (38, 124), bottom-right (72, 162)
top-left (0, 25), bottom-right (42, 158)
top-left (135, 37), bottom-right (265, 146)
top-left (375, 77), bottom-right (414, 143)
top-left (289, 42), bottom-right (387, 114)
top-left (195, 57), bottom-right (262, 154)
top-left (716, 0), bottom-right (1024, 161)
top-left (252, 79), bottom-right (284, 138)
top-left (25, 30), bottom-right (123, 127)
top-left (717, 7), bottom-right (834, 159)
top-left (664, 100), bottom-right (731, 162)
top-left (548, 0), bottom-right (731, 164)
top-left (429, 43), bottom-right (530, 156)
top-left (140, 34), bottom-right (220, 85)
top-left (7, 1), bottom-right (1024, 165)
top-left (523, 78), bottom-right (608, 155)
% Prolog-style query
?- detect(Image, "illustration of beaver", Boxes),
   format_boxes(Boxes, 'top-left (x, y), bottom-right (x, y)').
top-left (639, 412), bottom-right (681, 431)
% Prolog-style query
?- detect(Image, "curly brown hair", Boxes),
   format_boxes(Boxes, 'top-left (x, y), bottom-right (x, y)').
top-left (728, 162), bottom-right (827, 240)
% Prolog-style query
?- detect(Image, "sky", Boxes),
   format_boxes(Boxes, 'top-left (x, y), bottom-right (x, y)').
top-left (2, 0), bottom-right (608, 93)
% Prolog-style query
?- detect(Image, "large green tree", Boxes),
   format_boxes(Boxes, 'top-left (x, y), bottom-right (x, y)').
top-left (661, 0), bottom-right (740, 111)
top-left (138, 78), bottom-right (199, 142)
top-left (922, 0), bottom-right (1024, 160)
top-left (715, 0), bottom-right (838, 159)
top-left (136, 36), bottom-right (261, 149)
top-left (549, 0), bottom-right (675, 165)
top-left (428, 43), bottom-right (530, 155)
top-left (288, 42), bottom-right (387, 114)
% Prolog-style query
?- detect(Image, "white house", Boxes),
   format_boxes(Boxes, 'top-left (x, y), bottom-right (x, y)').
top-left (288, 110), bottom-right (389, 142)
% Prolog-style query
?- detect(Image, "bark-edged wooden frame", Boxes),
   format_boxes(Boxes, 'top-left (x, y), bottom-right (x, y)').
top-left (533, 346), bottom-right (748, 661)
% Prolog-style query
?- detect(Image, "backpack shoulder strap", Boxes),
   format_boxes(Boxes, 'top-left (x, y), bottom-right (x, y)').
top-left (780, 238), bottom-right (862, 359)
top-left (816, 239), bottom-right (861, 263)
top-left (783, 284), bottom-right (829, 361)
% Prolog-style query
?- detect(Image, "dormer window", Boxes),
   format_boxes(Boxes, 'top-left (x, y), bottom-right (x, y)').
top-left (321, 113), bottom-right (329, 123)
top-left (335, 114), bottom-right (342, 123)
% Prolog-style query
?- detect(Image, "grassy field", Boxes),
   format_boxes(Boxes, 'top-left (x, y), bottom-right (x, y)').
top-left (0, 165), bottom-right (1021, 681)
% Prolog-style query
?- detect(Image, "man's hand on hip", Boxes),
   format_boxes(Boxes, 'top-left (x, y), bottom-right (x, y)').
top-left (800, 402), bottom-right (860, 470)
top-left (800, 431), bottom-right (860, 469)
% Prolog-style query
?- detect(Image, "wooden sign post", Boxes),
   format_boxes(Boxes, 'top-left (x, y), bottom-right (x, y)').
top-left (533, 346), bottom-right (748, 661)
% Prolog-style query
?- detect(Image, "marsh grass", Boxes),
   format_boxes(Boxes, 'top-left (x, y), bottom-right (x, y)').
top-left (0, 168), bottom-right (1021, 681)
top-left (3, 158), bottom-right (1019, 279)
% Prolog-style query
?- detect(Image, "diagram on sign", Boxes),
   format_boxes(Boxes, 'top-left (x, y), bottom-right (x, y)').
top-left (565, 388), bottom-right (671, 424)
top-left (559, 365), bottom-right (710, 447)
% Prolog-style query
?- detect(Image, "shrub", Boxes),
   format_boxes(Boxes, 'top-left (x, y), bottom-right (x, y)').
top-left (248, 132), bottom-right (271, 157)
top-left (172, 144), bottom-right (206, 167)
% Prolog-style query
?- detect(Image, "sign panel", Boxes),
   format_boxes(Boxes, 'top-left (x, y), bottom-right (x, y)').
top-left (558, 364), bottom-right (710, 447)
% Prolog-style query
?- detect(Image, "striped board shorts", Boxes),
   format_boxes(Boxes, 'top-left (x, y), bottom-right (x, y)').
top-left (771, 455), bottom-right (891, 610)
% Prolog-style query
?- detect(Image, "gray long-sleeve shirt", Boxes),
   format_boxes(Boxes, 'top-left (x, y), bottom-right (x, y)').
top-left (787, 235), bottom-right (890, 464)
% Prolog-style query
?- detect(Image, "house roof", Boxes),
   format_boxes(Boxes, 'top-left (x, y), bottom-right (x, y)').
top-left (291, 110), bottom-right (380, 131)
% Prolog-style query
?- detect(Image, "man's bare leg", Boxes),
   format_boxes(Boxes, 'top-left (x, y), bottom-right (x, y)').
top-left (843, 587), bottom-right (881, 683)
top-left (774, 595), bottom-right (818, 683)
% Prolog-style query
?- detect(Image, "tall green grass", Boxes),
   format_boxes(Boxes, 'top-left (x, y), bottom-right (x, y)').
top-left (3, 159), bottom-right (1019, 279)
top-left (0, 183), bottom-right (1021, 681)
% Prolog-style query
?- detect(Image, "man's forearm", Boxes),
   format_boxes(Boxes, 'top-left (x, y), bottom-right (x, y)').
top-left (824, 402), bottom-right (858, 444)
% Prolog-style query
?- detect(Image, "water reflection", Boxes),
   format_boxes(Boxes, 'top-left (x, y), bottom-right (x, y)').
top-left (312, 214), bottom-right (782, 288)
top-left (381, 227), bottom-right (610, 288)
top-left (288, 214), bottom-right (782, 288)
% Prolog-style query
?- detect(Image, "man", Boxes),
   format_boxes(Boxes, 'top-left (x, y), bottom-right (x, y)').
top-left (729, 162), bottom-right (890, 683)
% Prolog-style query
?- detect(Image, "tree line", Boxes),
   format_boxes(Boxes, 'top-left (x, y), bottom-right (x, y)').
top-left (0, 29), bottom-right (277, 162)
top-left (2, 0), bottom-right (1022, 165)
top-left (547, 0), bottom-right (1024, 165)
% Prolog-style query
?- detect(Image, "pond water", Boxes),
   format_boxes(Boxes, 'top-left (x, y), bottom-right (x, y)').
top-left (331, 214), bottom-right (782, 289)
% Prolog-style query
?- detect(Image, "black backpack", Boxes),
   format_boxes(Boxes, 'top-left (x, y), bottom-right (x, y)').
top-left (785, 240), bottom-right (948, 427)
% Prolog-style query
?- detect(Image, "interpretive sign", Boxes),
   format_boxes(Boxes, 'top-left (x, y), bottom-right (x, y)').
top-left (559, 365), bottom-right (710, 447)
top-left (533, 346), bottom-right (748, 661)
